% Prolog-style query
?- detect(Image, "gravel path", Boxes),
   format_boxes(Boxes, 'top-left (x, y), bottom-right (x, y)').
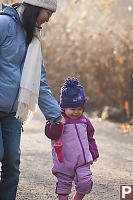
top-left (16, 109), bottom-right (133, 200)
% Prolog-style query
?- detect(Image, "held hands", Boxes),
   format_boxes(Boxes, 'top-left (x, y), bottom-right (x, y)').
top-left (56, 116), bottom-right (66, 125)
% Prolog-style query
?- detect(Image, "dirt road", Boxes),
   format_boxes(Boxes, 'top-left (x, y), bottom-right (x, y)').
top-left (16, 109), bottom-right (133, 200)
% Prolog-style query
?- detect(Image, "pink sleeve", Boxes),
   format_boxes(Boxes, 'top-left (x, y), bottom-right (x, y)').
top-left (87, 121), bottom-right (99, 160)
top-left (45, 121), bottom-right (63, 140)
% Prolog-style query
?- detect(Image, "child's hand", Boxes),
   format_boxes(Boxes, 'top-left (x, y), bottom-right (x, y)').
top-left (93, 158), bottom-right (98, 162)
top-left (90, 158), bottom-right (98, 165)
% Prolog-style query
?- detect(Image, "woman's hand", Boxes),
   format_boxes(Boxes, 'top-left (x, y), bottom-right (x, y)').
top-left (59, 116), bottom-right (66, 124)
top-left (56, 116), bottom-right (66, 125)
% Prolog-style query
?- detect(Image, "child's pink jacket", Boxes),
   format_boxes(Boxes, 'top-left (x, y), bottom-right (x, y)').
top-left (45, 113), bottom-right (99, 176)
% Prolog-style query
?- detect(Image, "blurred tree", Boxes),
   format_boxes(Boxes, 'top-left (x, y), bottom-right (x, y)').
top-left (1, 0), bottom-right (133, 121)
top-left (43, 0), bottom-right (133, 121)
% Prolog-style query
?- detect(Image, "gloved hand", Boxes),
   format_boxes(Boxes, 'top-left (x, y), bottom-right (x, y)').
top-left (54, 141), bottom-right (64, 162)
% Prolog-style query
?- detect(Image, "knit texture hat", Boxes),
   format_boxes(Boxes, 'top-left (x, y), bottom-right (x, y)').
top-left (60, 78), bottom-right (86, 108)
top-left (22, 0), bottom-right (57, 12)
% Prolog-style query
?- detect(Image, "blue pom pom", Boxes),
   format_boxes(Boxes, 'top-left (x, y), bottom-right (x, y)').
top-left (64, 78), bottom-right (79, 88)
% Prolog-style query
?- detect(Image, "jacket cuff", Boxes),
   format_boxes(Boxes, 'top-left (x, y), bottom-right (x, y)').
top-left (51, 115), bottom-right (62, 124)
top-left (45, 121), bottom-right (63, 140)
top-left (89, 141), bottom-right (99, 160)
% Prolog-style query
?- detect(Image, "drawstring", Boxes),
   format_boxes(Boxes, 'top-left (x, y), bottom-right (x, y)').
top-left (60, 124), bottom-right (64, 142)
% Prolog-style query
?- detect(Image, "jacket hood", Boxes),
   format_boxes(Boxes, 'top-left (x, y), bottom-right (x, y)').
top-left (0, 3), bottom-right (20, 23)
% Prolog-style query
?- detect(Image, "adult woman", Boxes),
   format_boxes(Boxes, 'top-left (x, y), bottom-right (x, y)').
top-left (0, 0), bottom-right (64, 199)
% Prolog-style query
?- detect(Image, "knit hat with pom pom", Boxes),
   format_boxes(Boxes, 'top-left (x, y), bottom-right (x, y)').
top-left (60, 78), bottom-right (86, 108)
top-left (22, 0), bottom-right (57, 12)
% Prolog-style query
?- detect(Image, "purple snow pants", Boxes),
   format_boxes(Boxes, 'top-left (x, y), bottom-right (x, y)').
top-left (54, 164), bottom-right (93, 195)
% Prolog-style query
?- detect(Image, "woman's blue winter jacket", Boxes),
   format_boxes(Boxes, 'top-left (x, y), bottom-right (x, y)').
top-left (0, 4), bottom-right (62, 123)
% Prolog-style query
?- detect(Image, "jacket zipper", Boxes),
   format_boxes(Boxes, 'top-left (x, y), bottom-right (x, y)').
top-left (74, 123), bottom-right (87, 164)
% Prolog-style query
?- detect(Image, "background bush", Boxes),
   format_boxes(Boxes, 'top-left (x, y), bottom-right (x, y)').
top-left (1, 0), bottom-right (133, 121)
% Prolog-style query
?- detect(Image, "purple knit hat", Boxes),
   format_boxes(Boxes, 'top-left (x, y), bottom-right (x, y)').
top-left (60, 78), bottom-right (86, 108)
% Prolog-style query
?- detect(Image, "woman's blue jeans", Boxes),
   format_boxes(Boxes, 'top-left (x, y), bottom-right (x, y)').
top-left (0, 112), bottom-right (22, 200)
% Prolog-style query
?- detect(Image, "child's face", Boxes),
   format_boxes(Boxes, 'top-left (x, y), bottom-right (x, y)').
top-left (64, 107), bottom-right (83, 120)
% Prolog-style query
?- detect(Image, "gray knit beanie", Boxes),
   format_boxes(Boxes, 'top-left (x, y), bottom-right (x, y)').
top-left (22, 0), bottom-right (57, 12)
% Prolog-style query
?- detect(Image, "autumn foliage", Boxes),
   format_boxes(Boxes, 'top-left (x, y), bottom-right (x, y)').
top-left (42, 0), bottom-right (133, 122)
top-left (1, 0), bottom-right (133, 121)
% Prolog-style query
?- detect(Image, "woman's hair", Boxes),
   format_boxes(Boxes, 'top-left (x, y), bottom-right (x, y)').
top-left (12, 3), bottom-right (42, 45)
top-left (22, 3), bottom-right (42, 45)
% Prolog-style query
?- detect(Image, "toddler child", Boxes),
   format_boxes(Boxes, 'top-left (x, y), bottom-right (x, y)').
top-left (45, 78), bottom-right (99, 200)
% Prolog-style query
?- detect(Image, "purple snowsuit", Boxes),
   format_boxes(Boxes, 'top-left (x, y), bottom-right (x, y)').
top-left (45, 113), bottom-right (99, 195)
